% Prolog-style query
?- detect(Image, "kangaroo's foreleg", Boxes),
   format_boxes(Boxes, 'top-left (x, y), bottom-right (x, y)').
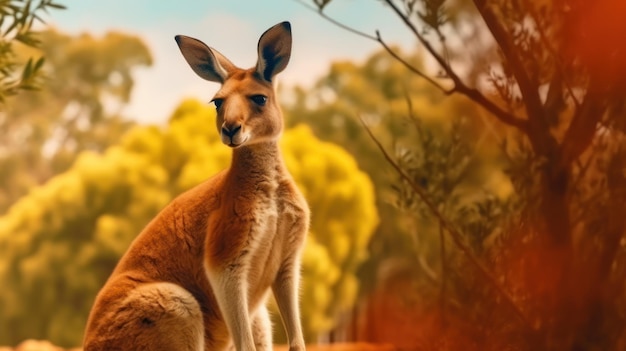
top-left (272, 254), bottom-right (305, 351)
top-left (252, 305), bottom-right (273, 351)
top-left (208, 266), bottom-right (256, 351)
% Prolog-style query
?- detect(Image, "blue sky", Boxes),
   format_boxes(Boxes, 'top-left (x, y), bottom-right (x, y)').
top-left (46, 0), bottom-right (414, 123)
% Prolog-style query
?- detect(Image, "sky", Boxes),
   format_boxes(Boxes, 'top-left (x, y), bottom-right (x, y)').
top-left (45, 0), bottom-right (415, 124)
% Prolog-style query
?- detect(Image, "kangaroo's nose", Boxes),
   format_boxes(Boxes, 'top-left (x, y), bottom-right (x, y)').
top-left (221, 124), bottom-right (241, 138)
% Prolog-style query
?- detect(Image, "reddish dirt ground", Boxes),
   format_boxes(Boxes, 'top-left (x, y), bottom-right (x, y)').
top-left (2, 340), bottom-right (397, 351)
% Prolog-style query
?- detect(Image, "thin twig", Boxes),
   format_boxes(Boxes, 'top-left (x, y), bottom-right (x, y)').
top-left (295, 0), bottom-right (451, 94)
top-left (560, 77), bottom-right (607, 168)
top-left (382, 0), bottom-right (452, 75)
top-left (381, 0), bottom-right (529, 132)
top-left (377, 30), bottom-right (451, 94)
top-left (435, 28), bottom-right (451, 70)
top-left (455, 84), bottom-right (529, 132)
top-left (523, 0), bottom-right (580, 107)
top-left (439, 220), bottom-right (447, 320)
top-left (472, 0), bottom-right (553, 155)
top-left (409, 224), bottom-right (439, 284)
top-left (293, 0), bottom-right (378, 41)
top-left (418, 254), bottom-right (439, 284)
top-left (295, 0), bottom-right (530, 132)
top-left (359, 115), bottom-right (535, 331)
top-left (570, 148), bottom-right (595, 194)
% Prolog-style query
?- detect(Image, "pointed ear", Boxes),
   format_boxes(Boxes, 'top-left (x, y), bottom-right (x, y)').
top-left (256, 22), bottom-right (292, 82)
top-left (175, 35), bottom-right (236, 83)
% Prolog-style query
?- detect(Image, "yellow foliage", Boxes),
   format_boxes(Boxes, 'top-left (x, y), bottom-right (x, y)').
top-left (279, 123), bottom-right (378, 340)
top-left (0, 98), bottom-right (378, 346)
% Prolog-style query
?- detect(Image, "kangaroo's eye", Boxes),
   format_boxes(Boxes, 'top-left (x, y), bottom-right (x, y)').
top-left (250, 95), bottom-right (267, 106)
top-left (211, 98), bottom-right (224, 110)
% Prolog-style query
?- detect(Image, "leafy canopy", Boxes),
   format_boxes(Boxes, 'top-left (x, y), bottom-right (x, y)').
top-left (0, 99), bottom-right (378, 346)
top-left (0, 29), bottom-right (152, 213)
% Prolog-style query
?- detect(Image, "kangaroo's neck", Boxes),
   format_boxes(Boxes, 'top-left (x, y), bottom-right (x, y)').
top-left (227, 140), bottom-right (285, 184)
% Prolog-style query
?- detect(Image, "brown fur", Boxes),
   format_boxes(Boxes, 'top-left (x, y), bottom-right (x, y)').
top-left (83, 22), bottom-right (308, 351)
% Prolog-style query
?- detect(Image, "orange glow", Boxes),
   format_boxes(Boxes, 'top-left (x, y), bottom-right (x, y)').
top-left (564, 0), bottom-right (626, 83)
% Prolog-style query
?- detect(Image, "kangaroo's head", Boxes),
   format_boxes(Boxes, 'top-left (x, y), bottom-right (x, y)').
top-left (175, 22), bottom-right (292, 148)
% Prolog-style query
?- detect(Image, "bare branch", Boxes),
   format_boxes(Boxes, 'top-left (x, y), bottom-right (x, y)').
top-left (382, 0), bottom-right (452, 74)
top-left (523, 0), bottom-right (580, 108)
top-left (418, 254), bottom-right (439, 284)
top-left (298, 0), bottom-right (529, 131)
top-left (293, 0), bottom-right (377, 41)
top-left (560, 78), bottom-right (607, 169)
top-left (472, 0), bottom-right (553, 153)
top-left (381, 0), bottom-right (529, 132)
top-left (455, 84), bottom-right (529, 132)
top-left (408, 225), bottom-right (440, 284)
top-left (295, 0), bottom-right (450, 95)
top-left (439, 221), bottom-right (448, 317)
top-left (376, 30), bottom-right (451, 94)
top-left (359, 115), bottom-right (535, 331)
top-left (435, 28), bottom-right (451, 70)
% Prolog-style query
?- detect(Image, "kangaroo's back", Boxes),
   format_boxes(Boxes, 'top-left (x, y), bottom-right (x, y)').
top-left (83, 22), bottom-right (309, 351)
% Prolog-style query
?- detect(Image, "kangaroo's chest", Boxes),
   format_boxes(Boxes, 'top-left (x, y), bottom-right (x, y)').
top-left (206, 177), bottom-right (283, 266)
top-left (233, 181), bottom-right (290, 303)
top-left (245, 177), bottom-right (280, 240)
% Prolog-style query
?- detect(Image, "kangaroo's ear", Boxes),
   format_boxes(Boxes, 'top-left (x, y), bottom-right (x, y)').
top-left (175, 35), bottom-right (236, 83)
top-left (256, 21), bottom-right (292, 82)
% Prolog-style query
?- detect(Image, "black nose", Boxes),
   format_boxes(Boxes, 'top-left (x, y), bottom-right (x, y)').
top-left (221, 125), bottom-right (241, 138)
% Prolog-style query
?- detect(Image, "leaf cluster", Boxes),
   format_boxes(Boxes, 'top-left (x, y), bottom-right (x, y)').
top-left (0, 0), bottom-right (64, 102)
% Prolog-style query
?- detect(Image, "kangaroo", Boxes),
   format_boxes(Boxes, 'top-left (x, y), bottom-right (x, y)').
top-left (83, 21), bottom-right (309, 351)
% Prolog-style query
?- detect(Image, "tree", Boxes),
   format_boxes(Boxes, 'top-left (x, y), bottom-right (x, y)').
top-left (0, 0), bottom-right (65, 101)
top-left (281, 125), bottom-right (378, 341)
top-left (284, 50), bottom-right (421, 298)
top-left (283, 46), bottom-right (509, 300)
top-left (0, 99), bottom-right (377, 347)
top-left (0, 29), bottom-right (152, 213)
top-left (308, 0), bottom-right (626, 349)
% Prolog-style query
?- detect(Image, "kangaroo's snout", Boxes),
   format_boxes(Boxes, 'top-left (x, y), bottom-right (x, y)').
top-left (220, 122), bottom-right (247, 147)
top-left (221, 124), bottom-right (241, 139)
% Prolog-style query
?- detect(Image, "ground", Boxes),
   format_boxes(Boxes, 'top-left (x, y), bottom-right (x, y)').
top-left (1, 340), bottom-right (397, 351)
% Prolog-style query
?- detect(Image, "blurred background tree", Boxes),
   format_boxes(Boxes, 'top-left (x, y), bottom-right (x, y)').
top-left (284, 45), bottom-right (512, 339)
top-left (308, 0), bottom-right (626, 349)
top-left (0, 99), bottom-right (378, 347)
top-left (285, 50), bottom-right (425, 298)
top-left (0, 29), bottom-right (152, 213)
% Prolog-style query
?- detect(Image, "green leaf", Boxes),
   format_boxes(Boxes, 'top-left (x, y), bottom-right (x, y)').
top-left (33, 56), bottom-right (44, 71)
top-left (47, 2), bottom-right (66, 10)
top-left (21, 57), bottom-right (33, 80)
top-left (4, 19), bottom-right (19, 36)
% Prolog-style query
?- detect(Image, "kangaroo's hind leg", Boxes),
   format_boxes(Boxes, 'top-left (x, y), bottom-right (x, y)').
top-left (89, 282), bottom-right (205, 351)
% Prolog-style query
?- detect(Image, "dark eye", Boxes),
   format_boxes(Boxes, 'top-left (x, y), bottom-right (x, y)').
top-left (250, 95), bottom-right (267, 106)
top-left (211, 98), bottom-right (224, 110)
